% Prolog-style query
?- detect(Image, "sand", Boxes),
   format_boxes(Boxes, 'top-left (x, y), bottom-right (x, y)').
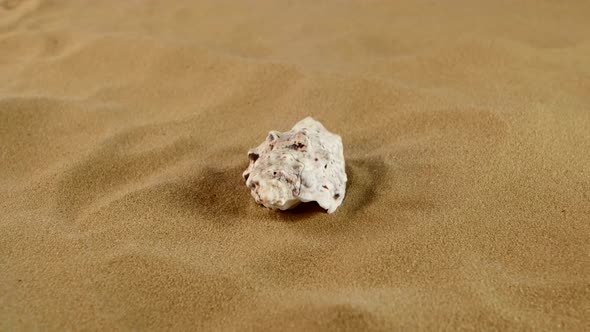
top-left (1, 0), bottom-right (589, 330)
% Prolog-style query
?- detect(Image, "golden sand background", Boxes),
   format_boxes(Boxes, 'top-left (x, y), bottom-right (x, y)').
top-left (1, 0), bottom-right (589, 330)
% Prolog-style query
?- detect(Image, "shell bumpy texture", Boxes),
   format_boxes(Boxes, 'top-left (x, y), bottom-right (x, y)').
top-left (243, 117), bottom-right (347, 213)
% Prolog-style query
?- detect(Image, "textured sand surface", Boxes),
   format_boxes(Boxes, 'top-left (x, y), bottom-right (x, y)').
top-left (1, 0), bottom-right (590, 330)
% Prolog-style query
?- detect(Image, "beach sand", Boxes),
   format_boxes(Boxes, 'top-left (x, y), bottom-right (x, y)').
top-left (1, 0), bottom-right (589, 330)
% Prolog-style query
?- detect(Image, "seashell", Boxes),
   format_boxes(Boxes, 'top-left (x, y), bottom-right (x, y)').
top-left (243, 117), bottom-right (347, 213)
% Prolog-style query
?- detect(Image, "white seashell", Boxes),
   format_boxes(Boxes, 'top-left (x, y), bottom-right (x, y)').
top-left (243, 117), bottom-right (347, 213)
